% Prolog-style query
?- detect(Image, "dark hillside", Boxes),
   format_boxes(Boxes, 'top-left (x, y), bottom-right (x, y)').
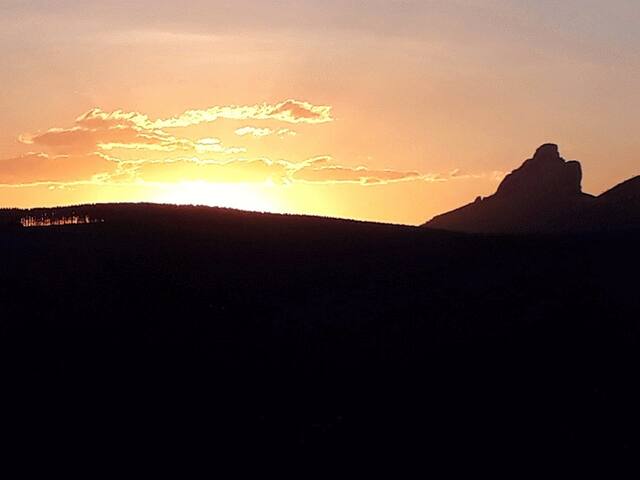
top-left (1, 203), bottom-right (639, 461)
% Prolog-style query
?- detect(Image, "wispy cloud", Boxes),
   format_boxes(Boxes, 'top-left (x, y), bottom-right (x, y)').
top-left (235, 126), bottom-right (298, 138)
top-left (0, 149), bottom-right (501, 191)
top-left (20, 100), bottom-right (321, 156)
top-left (76, 99), bottom-right (332, 131)
top-left (7, 101), bottom-right (499, 191)
top-left (21, 119), bottom-right (245, 157)
top-left (448, 168), bottom-right (506, 182)
top-left (276, 128), bottom-right (297, 137)
top-left (289, 156), bottom-right (430, 185)
top-left (125, 154), bottom-right (443, 186)
top-left (235, 126), bottom-right (273, 137)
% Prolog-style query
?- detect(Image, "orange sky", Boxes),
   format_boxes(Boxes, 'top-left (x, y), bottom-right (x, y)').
top-left (1, 1), bottom-right (639, 225)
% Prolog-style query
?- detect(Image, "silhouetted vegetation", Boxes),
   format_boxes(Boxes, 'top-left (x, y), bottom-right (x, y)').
top-left (1, 202), bottom-right (639, 462)
top-left (20, 213), bottom-right (100, 227)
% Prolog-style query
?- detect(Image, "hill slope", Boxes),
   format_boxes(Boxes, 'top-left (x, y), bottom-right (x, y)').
top-left (1, 203), bottom-right (640, 458)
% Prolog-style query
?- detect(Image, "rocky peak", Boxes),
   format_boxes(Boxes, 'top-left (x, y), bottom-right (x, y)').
top-left (532, 143), bottom-right (561, 162)
top-left (496, 143), bottom-right (583, 198)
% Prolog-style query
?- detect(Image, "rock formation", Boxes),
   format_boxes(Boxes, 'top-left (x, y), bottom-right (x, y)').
top-left (425, 144), bottom-right (639, 234)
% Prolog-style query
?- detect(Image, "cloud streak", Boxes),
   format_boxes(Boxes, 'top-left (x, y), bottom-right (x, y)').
top-left (123, 154), bottom-right (442, 186)
top-left (6, 101), bottom-right (500, 191)
top-left (290, 156), bottom-right (426, 185)
top-left (0, 150), bottom-right (501, 191)
top-left (76, 99), bottom-right (332, 131)
top-left (20, 99), bottom-right (321, 156)
top-left (21, 122), bottom-right (245, 157)
top-left (235, 126), bottom-right (298, 138)
top-left (235, 126), bottom-right (272, 137)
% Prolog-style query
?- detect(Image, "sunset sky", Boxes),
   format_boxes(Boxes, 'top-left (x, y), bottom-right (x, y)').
top-left (1, 0), bottom-right (639, 225)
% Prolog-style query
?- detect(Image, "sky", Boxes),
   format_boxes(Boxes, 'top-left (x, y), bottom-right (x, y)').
top-left (1, 0), bottom-right (639, 225)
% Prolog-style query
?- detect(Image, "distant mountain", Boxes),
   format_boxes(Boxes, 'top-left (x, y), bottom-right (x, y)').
top-left (425, 143), bottom-right (640, 234)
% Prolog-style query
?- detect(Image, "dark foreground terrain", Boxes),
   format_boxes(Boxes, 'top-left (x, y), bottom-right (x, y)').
top-left (1, 203), bottom-right (639, 463)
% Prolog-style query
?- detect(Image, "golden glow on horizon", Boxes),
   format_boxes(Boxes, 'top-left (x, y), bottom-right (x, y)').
top-left (152, 181), bottom-right (281, 213)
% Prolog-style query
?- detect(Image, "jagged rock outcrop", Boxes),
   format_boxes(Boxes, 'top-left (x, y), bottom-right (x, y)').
top-left (496, 144), bottom-right (583, 198)
top-left (424, 144), bottom-right (639, 234)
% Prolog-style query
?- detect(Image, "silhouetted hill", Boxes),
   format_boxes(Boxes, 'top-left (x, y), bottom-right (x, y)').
top-left (581, 175), bottom-right (640, 230)
top-left (1, 203), bottom-right (640, 464)
top-left (425, 144), bottom-right (640, 234)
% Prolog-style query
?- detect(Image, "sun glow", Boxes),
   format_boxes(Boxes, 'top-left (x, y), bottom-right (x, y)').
top-left (152, 181), bottom-right (281, 213)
